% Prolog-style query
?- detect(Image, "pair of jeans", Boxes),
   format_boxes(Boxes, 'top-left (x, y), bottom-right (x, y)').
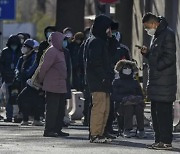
top-left (151, 101), bottom-right (173, 144)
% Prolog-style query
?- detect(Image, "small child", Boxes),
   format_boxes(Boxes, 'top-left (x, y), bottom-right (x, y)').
top-left (112, 60), bottom-right (146, 138)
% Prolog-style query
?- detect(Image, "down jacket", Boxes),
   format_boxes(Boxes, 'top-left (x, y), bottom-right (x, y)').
top-left (144, 17), bottom-right (177, 102)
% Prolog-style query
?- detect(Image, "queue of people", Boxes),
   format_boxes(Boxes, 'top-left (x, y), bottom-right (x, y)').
top-left (0, 12), bottom-right (177, 150)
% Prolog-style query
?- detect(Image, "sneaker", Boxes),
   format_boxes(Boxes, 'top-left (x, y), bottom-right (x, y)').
top-left (21, 121), bottom-right (29, 126)
top-left (32, 120), bottom-right (44, 126)
top-left (43, 132), bottom-right (58, 137)
top-left (90, 135), bottom-right (106, 143)
top-left (57, 131), bottom-right (69, 137)
top-left (137, 131), bottom-right (147, 139)
top-left (146, 142), bottom-right (159, 149)
top-left (152, 142), bottom-right (173, 150)
top-left (123, 130), bottom-right (132, 138)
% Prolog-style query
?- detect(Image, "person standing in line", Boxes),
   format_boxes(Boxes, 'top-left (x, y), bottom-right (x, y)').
top-left (139, 12), bottom-right (177, 150)
top-left (85, 15), bottom-right (114, 143)
top-left (0, 35), bottom-right (22, 122)
top-left (68, 32), bottom-right (84, 90)
top-left (37, 32), bottom-right (69, 137)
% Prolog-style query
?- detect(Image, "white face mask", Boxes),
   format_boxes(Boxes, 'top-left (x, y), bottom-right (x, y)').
top-left (21, 47), bottom-right (30, 54)
top-left (65, 32), bottom-right (73, 38)
top-left (122, 68), bottom-right (132, 75)
top-left (146, 28), bottom-right (156, 36)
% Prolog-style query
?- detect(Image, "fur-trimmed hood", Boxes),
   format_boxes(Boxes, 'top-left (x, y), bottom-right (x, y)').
top-left (114, 59), bottom-right (137, 73)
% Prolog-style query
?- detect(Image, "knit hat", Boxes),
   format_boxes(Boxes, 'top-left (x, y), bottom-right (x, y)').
top-left (24, 39), bottom-right (34, 49)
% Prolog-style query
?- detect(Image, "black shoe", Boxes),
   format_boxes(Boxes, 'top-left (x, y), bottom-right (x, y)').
top-left (57, 131), bottom-right (69, 137)
top-left (108, 130), bottom-right (118, 135)
top-left (4, 118), bottom-right (12, 122)
top-left (152, 142), bottom-right (172, 150)
top-left (43, 132), bottom-right (58, 137)
top-left (14, 118), bottom-right (22, 123)
top-left (104, 133), bottom-right (116, 139)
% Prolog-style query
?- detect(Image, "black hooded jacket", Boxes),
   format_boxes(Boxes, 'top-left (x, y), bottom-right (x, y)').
top-left (144, 17), bottom-right (177, 102)
top-left (112, 72), bottom-right (143, 102)
top-left (0, 35), bottom-right (22, 83)
top-left (86, 15), bottom-right (113, 93)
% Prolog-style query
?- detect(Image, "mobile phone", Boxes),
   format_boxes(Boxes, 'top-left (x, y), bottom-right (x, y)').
top-left (135, 45), bottom-right (143, 49)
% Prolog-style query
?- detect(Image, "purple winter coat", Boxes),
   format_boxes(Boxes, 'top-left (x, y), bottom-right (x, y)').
top-left (38, 32), bottom-right (67, 93)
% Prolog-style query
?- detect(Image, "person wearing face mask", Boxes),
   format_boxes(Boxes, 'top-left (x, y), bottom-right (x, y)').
top-left (68, 32), bottom-right (84, 90)
top-left (63, 27), bottom-right (73, 39)
top-left (110, 22), bottom-right (131, 64)
top-left (15, 39), bottom-right (37, 90)
top-left (77, 27), bottom-right (91, 126)
top-left (138, 12), bottom-right (177, 150)
top-left (63, 27), bottom-right (74, 48)
top-left (36, 26), bottom-right (57, 65)
top-left (35, 32), bottom-right (69, 137)
top-left (0, 35), bottom-right (22, 122)
top-left (12, 39), bottom-right (38, 125)
top-left (85, 15), bottom-right (114, 143)
top-left (61, 37), bottom-right (72, 126)
top-left (112, 60), bottom-right (146, 139)
top-left (103, 21), bottom-right (132, 136)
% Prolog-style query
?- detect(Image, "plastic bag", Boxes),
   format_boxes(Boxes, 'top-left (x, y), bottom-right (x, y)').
top-left (0, 82), bottom-right (9, 105)
top-left (173, 100), bottom-right (180, 127)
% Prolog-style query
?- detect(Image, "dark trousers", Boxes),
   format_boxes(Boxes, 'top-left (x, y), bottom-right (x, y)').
top-left (115, 102), bottom-right (124, 132)
top-left (45, 92), bottom-right (66, 133)
top-left (105, 100), bottom-right (115, 133)
top-left (83, 86), bottom-right (92, 125)
top-left (17, 86), bottom-right (45, 122)
top-left (151, 101), bottom-right (173, 144)
top-left (6, 103), bottom-right (13, 119)
top-left (123, 104), bottom-right (144, 131)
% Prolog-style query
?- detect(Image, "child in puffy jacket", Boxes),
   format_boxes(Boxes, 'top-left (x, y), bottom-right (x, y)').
top-left (112, 60), bottom-right (146, 138)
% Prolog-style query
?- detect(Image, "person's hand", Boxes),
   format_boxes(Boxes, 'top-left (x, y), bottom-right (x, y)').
top-left (141, 45), bottom-right (148, 54)
top-left (135, 45), bottom-right (148, 54)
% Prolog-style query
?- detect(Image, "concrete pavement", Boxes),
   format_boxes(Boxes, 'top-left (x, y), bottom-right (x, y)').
top-left (0, 121), bottom-right (179, 154)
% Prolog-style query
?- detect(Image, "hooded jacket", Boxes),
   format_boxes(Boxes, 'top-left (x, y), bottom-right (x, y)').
top-left (0, 35), bottom-right (22, 83)
top-left (38, 32), bottom-right (67, 93)
top-left (86, 15), bottom-right (113, 93)
top-left (144, 17), bottom-right (177, 102)
top-left (112, 60), bottom-right (143, 102)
